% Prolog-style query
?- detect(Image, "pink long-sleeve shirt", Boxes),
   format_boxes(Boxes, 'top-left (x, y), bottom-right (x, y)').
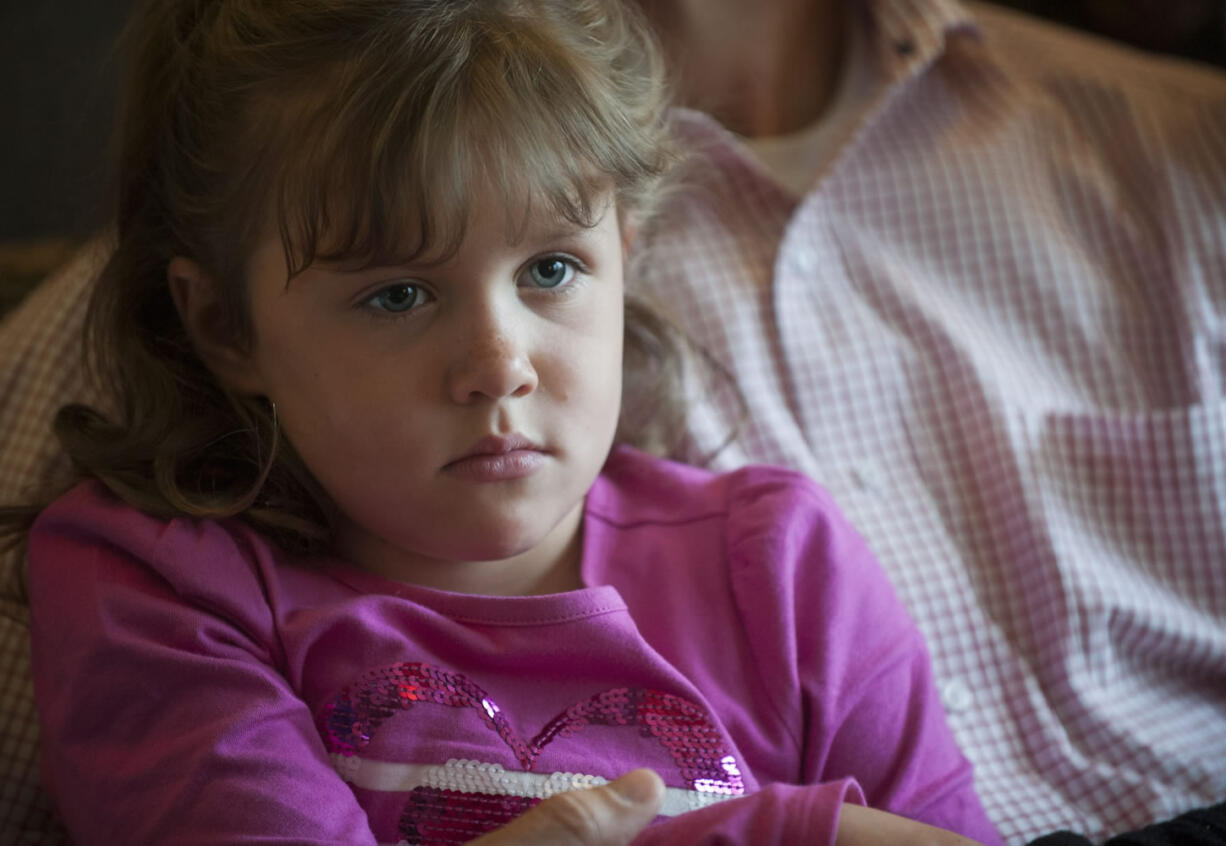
top-left (29, 446), bottom-right (999, 845)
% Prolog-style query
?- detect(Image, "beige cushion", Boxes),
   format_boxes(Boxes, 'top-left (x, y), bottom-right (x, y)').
top-left (0, 240), bottom-right (107, 841)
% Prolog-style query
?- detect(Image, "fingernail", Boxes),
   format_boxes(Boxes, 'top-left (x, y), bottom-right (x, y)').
top-left (612, 769), bottom-right (663, 804)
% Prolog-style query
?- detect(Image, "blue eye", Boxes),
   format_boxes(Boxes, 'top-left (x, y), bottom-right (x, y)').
top-left (524, 257), bottom-right (576, 289)
top-left (366, 283), bottom-right (429, 313)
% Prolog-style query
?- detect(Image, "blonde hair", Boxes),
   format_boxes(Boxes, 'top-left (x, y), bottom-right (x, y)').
top-left (39, 0), bottom-right (687, 554)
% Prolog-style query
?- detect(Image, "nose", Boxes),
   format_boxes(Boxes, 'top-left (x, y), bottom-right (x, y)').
top-left (446, 313), bottom-right (539, 404)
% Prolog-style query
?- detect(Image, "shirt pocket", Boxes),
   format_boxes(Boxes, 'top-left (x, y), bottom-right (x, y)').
top-left (1029, 400), bottom-right (1226, 667)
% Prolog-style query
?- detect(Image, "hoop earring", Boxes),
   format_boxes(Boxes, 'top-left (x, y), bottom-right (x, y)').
top-left (242, 396), bottom-right (279, 506)
top-left (261, 396), bottom-right (280, 465)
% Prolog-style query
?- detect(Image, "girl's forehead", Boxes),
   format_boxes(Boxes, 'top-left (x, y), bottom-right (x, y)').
top-left (271, 143), bottom-right (620, 272)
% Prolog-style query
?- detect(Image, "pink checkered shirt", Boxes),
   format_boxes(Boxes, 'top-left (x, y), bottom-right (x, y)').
top-left (625, 0), bottom-right (1226, 842)
top-left (2, 1), bottom-right (1225, 843)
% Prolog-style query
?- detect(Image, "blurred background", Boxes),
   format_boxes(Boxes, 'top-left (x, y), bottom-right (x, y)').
top-left (1, 0), bottom-right (1224, 311)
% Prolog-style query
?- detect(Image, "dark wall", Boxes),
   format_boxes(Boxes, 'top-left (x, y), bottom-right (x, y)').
top-left (0, 1), bottom-right (132, 242)
top-left (1, 1), bottom-right (1223, 244)
top-left (990, 0), bottom-right (1226, 68)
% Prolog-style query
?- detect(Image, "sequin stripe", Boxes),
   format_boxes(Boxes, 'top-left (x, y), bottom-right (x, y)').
top-left (331, 755), bottom-right (738, 817)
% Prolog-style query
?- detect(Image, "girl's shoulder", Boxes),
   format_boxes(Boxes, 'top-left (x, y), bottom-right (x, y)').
top-left (590, 447), bottom-right (896, 637)
top-left (34, 479), bottom-right (240, 551)
top-left (35, 479), bottom-right (176, 543)
top-left (29, 480), bottom-right (278, 608)
top-left (592, 444), bottom-right (846, 538)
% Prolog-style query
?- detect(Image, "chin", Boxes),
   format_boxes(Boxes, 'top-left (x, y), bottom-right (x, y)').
top-left (461, 538), bottom-right (545, 564)
top-left (461, 496), bottom-right (583, 555)
top-left (444, 523), bottom-right (552, 563)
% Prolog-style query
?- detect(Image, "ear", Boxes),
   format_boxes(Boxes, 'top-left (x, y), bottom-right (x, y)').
top-left (167, 257), bottom-right (267, 396)
top-left (619, 211), bottom-right (639, 256)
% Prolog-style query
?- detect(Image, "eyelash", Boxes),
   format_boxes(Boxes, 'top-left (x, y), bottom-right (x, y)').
top-left (359, 254), bottom-right (587, 320)
top-left (520, 254), bottom-right (584, 292)
top-left (362, 283), bottom-right (433, 316)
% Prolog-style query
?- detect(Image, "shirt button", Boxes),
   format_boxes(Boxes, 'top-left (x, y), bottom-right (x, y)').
top-left (941, 679), bottom-right (973, 714)
top-left (787, 250), bottom-right (817, 276)
top-left (849, 462), bottom-right (885, 493)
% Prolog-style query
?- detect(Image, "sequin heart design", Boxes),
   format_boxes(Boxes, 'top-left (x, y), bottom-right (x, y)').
top-left (399, 787), bottom-right (540, 844)
top-left (320, 661), bottom-right (745, 793)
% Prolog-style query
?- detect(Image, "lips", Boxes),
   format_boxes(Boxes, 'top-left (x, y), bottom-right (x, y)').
top-left (443, 434), bottom-right (547, 482)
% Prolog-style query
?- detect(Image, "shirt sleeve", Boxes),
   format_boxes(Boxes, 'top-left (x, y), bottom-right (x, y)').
top-left (721, 467), bottom-right (1003, 845)
top-left (27, 484), bottom-right (376, 846)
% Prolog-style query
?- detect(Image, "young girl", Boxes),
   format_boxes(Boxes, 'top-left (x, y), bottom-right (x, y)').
top-left (19, 0), bottom-right (1001, 843)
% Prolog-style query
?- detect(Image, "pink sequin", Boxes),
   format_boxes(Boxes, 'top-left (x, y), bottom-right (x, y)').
top-left (398, 787), bottom-right (540, 845)
top-left (319, 661), bottom-right (745, 794)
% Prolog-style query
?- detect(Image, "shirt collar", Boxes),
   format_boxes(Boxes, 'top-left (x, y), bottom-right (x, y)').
top-left (670, 0), bottom-right (983, 131)
top-left (667, 0), bottom-right (986, 179)
top-left (863, 0), bottom-right (982, 82)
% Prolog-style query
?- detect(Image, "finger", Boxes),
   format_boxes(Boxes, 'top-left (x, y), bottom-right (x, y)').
top-left (836, 803), bottom-right (983, 846)
top-left (469, 768), bottom-right (665, 846)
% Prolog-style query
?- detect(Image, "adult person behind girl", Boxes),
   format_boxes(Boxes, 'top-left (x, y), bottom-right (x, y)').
top-left (623, 0), bottom-right (1226, 843)
top-left (7, 0), bottom-right (999, 843)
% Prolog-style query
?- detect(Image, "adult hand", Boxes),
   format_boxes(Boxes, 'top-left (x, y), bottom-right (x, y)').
top-left (836, 803), bottom-right (983, 846)
top-left (469, 769), bottom-right (665, 846)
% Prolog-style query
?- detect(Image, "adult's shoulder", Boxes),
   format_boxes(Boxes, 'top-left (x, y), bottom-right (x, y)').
top-left (956, 1), bottom-right (1226, 248)
top-left (966, 0), bottom-right (1226, 102)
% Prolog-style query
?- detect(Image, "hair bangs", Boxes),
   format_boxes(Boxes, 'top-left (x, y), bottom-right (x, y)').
top-left (457, 16), bottom-right (629, 239)
top-left (260, 73), bottom-right (465, 277)
top-left (260, 2), bottom-right (663, 279)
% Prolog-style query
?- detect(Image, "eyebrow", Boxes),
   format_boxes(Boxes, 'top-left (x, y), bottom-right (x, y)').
top-left (526, 222), bottom-right (600, 244)
top-left (302, 207), bottom-right (610, 276)
top-left (527, 203), bottom-right (616, 240)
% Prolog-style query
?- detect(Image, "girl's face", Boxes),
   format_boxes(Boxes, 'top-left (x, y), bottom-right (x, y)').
top-left (236, 189), bottom-right (626, 595)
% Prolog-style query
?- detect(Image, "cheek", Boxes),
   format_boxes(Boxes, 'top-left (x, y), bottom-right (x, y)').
top-left (575, 298), bottom-right (624, 381)
top-left (537, 317), bottom-right (622, 427)
top-left (252, 328), bottom-right (419, 449)
top-left (581, 305), bottom-right (626, 420)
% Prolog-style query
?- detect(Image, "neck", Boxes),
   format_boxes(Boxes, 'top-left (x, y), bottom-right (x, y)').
top-left (640, 0), bottom-right (845, 137)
